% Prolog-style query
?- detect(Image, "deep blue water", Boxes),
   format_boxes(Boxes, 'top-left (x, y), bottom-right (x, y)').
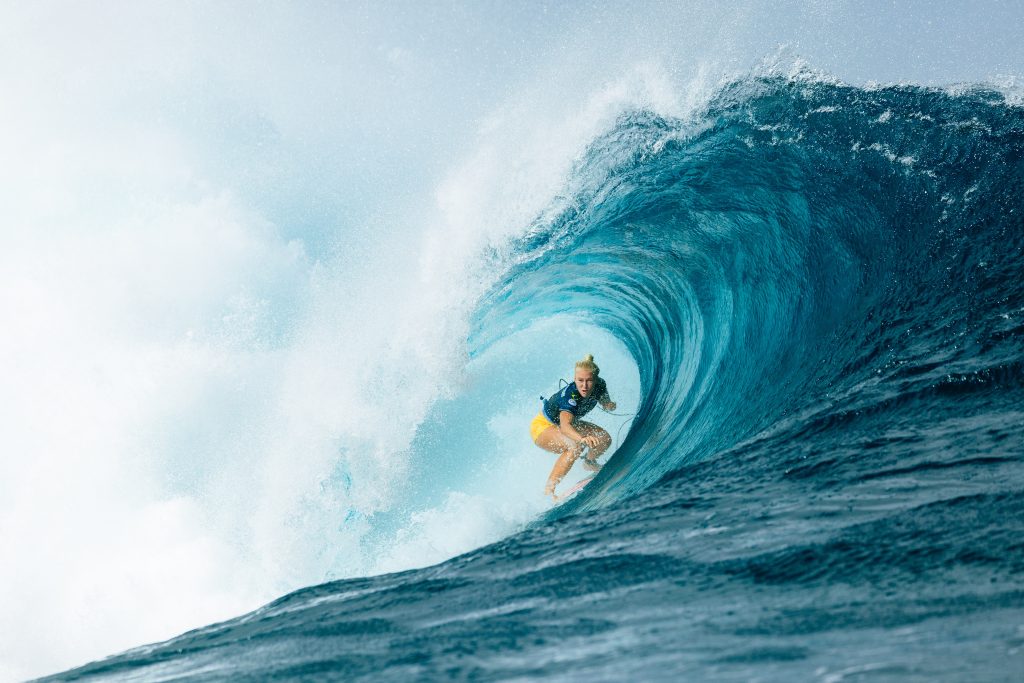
top-left (45, 75), bottom-right (1024, 681)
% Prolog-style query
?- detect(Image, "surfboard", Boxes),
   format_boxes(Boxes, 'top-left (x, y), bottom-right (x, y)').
top-left (557, 475), bottom-right (595, 503)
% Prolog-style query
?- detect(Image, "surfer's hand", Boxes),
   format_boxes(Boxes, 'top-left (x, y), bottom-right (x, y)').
top-left (604, 401), bottom-right (617, 412)
top-left (580, 435), bottom-right (600, 448)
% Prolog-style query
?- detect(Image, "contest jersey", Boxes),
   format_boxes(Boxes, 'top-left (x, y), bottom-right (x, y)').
top-left (543, 377), bottom-right (610, 424)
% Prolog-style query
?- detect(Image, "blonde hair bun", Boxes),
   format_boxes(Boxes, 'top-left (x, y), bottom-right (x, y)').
top-left (575, 354), bottom-right (600, 375)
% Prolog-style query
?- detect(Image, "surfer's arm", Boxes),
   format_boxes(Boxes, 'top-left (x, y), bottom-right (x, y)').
top-left (559, 410), bottom-right (600, 448)
top-left (600, 399), bottom-right (617, 411)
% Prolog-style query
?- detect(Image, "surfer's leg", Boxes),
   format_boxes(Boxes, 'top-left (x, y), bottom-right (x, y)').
top-left (545, 447), bottom-right (584, 499)
top-left (574, 421), bottom-right (611, 458)
top-left (535, 426), bottom-right (584, 499)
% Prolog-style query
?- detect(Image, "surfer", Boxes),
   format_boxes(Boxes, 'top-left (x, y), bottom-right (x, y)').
top-left (531, 354), bottom-right (617, 501)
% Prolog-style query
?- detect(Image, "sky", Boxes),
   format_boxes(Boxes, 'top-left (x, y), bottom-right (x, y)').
top-left (1, 1), bottom-right (1022, 680)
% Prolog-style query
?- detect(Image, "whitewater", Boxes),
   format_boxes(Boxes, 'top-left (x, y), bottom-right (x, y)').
top-left (3, 3), bottom-right (1023, 681)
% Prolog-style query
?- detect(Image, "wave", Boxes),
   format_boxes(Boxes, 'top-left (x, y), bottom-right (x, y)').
top-left (45, 73), bottom-right (1024, 681)
top-left (473, 71), bottom-right (1024, 510)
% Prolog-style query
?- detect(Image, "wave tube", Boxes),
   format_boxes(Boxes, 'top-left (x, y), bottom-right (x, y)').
top-left (472, 73), bottom-right (1024, 510)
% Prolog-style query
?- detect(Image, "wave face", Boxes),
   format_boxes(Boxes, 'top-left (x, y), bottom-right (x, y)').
top-left (49, 76), bottom-right (1024, 681)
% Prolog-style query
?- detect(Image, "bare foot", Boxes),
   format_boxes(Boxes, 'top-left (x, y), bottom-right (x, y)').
top-left (582, 458), bottom-right (602, 472)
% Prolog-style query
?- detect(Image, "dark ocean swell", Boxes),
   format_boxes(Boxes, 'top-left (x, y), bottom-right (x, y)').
top-left (46, 76), bottom-right (1024, 681)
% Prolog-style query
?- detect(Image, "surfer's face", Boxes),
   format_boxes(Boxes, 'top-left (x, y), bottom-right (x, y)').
top-left (575, 369), bottom-right (595, 396)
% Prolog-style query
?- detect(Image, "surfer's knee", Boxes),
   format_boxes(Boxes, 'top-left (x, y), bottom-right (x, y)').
top-left (588, 430), bottom-right (611, 454)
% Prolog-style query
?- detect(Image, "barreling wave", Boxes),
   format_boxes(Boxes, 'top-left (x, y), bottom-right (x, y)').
top-left (47, 73), bottom-right (1024, 682)
top-left (473, 72), bottom-right (1024, 511)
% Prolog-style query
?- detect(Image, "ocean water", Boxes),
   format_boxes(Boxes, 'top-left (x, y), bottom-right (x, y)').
top-left (39, 73), bottom-right (1024, 681)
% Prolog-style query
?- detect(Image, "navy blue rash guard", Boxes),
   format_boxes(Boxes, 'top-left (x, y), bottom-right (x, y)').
top-left (543, 377), bottom-right (610, 424)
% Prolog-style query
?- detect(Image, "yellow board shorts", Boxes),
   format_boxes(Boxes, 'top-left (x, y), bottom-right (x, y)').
top-left (530, 411), bottom-right (556, 442)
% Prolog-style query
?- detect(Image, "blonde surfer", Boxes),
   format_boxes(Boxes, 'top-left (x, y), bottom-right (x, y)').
top-left (530, 354), bottom-right (616, 500)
